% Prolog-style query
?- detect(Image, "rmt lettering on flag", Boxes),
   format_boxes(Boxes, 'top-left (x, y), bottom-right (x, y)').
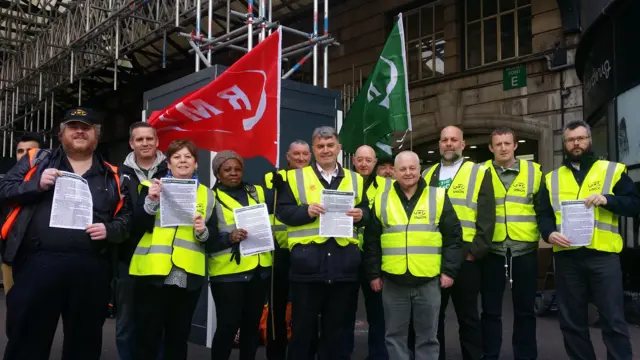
top-left (148, 28), bottom-right (282, 167)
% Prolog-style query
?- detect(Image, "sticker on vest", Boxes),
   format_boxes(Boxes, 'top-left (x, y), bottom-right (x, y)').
top-left (414, 210), bottom-right (427, 220)
top-left (451, 183), bottom-right (465, 194)
top-left (438, 178), bottom-right (453, 189)
top-left (511, 182), bottom-right (526, 194)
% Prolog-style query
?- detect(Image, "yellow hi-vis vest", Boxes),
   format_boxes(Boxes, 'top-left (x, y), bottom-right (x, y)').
top-left (485, 159), bottom-right (542, 242)
top-left (286, 166), bottom-right (363, 249)
top-left (422, 161), bottom-right (487, 242)
top-left (357, 176), bottom-right (389, 250)
top-left (264, 170), bottom-right (288, 249)
top-left (546, 160), bottom-right (626, 253)
top-left (374, 178), bottom-right (445, 277)
top-left (129, 183), bottom-right (214, 277)
top-left (208, 185), bottom-right (274, 277)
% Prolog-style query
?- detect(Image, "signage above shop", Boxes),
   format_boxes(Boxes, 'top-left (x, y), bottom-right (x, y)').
top-left (581, 16), bottom-right (615, 120)
top-left (503, 65), bottom-right (527, 91)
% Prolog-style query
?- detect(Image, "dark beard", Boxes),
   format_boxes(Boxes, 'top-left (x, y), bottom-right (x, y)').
top-left (564, 145), bottom-right (593, 163)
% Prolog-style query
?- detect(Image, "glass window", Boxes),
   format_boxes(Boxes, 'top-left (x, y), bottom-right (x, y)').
top-left (465, 0), bottom-right (532, 68)
top-left (403, 2), bottom-right (446, 81)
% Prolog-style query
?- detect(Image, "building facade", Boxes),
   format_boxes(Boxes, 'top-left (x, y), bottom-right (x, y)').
top-left (328, 0), bottom-right (581, 173)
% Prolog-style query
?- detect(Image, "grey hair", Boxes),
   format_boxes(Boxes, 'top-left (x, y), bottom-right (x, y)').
top-left (58, 122), bottom-right (102, 139)
top-left (311, 126), bottom-right (338, 141)
top-left (394, 150), bottom-right (420, 167)
top-left (289, 139), bottom-right (309, 149)
top-left (562, 120), bottom-right (591, 141)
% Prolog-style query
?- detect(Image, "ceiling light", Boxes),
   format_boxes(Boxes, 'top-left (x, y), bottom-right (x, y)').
top-left (470, 145), bottom-right (477, 149)
top-left (464, 156), bottom-right (470, 159)
top-left (518, 140), bottom-right (526, 143)
top-left (428, 150), bottom-right (434, 154)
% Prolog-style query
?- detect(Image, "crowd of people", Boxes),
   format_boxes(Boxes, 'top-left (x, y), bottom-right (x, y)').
top-left (0, 106), bottom-right (638, 360)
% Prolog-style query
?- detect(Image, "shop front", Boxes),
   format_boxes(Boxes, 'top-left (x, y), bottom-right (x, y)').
top-left (576, 0), bottom-right (640, 323)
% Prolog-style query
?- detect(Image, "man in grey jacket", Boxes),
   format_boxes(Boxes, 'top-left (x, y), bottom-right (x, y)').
top-left (117, 122), bottom-right (168, 360)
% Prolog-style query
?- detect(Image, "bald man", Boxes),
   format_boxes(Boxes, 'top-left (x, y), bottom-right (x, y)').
top-left (365, 150), bottom-right (463, 360)
top-left (422, 126), bottom-right (495, 360)
top-left (340, 145), bottom-right (389, 360)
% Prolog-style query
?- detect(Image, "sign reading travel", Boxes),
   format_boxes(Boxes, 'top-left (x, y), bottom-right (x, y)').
top-left (503, 65), bottom-right (527, 91)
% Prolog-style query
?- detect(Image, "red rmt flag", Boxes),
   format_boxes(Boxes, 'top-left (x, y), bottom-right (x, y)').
top-left (148, 28), bottom-right (282, 167)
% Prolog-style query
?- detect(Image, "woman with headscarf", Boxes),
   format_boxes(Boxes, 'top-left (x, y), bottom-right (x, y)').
top-left (129, 139), bottom-right (217, 360)
top-left (208, 150), bottom-right (274, 360)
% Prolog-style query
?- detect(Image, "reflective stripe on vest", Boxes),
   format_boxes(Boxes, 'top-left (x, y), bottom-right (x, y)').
top-left (208, 185), bottom-right (273, 277)
top-left (357, 176), bottom-right (388, 251)
top-left (286, 166), bottom-right (362, 248)
top-left (375, 178), bottom-right (444, 277)
top-left (264, 170), bottom-right (289, 249)
top-left (546, 160), bottom-right (625, 253)
top-left (129, 184), bottom-right (214, 277)
top-left (422, 162), bottom-right (486, 242)
top-left (486, 159), bottom-right (541, 242)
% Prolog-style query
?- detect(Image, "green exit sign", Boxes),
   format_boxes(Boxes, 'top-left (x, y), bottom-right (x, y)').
top-left (503, 64), bottom-right (527, 90)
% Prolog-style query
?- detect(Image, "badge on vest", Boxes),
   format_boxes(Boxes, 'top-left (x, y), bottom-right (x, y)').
top-left (512, 182), bottom-right (526, 194)
top-left (196, 203), bottom-right (205, 216)
top-left (414, 210), bottom-right (427, 220)
top-left (588, 180), bottom-right (602, 192)
top-left (451, 183), bottom-right (465, 194)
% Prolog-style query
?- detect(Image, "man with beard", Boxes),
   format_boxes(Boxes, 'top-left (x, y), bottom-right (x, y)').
top-left (116, 121), bottom-right (168, 360)
top-left (376, 156), bottom-right (395, 179)
top-left (264, 140), bottom-right (311, 360)
top-left (0, 107), bottom-right (132, 360)
top-left (538, 120), bottom-right (640, 360)
top-left (422, 126), bottom-right (495, 360)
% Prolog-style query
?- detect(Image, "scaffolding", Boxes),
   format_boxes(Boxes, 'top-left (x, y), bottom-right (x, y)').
top-left (0, 0), bottom-right (337, 158)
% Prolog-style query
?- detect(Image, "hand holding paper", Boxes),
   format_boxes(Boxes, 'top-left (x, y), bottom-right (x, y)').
top-left (194, 214), bottom-right (205, 233)
top-left (230, 229), bottom-right (248, 243)
top-left (346, 208), bottom-right (363, 222)
top-left (148, 179), bottom-right (162, 202)
top-left (39, 168), bottom-right (61, 191)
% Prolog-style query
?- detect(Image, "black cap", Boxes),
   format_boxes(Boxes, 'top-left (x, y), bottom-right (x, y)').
top-left (378, 155), bottom-right (394, 165)
top-left (62, 107), bottom-right (100, 126)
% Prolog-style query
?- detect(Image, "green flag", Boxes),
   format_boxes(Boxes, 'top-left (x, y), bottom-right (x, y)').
top-left (338, 13), bottom-right (412, 157)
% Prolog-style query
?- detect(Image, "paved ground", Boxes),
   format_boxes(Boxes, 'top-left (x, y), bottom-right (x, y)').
top-left (1, 289), bottom-right (640, 359)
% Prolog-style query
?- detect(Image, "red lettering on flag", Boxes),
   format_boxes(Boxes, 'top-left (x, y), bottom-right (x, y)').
top-left (148, 28), bottom-right (282, 167)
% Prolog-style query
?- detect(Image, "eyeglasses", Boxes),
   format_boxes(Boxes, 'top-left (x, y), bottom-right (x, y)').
top-left (565, 136), bottom-right (590, 144)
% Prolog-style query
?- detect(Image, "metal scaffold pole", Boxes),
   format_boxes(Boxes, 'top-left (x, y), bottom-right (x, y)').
top-left (313, 0), bottom-right (318, 86)
top-left (323, 0), bottom-right (329, 88)
top-left (247, 0), bottom-right (254, 51)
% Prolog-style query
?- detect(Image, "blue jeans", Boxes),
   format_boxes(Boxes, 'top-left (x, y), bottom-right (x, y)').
top-left (116, 262), bottom-right (136, 360)
top-left (117, 262), bottom-right (165, 360)
top-left (341, 267), bottom-right (388, 360)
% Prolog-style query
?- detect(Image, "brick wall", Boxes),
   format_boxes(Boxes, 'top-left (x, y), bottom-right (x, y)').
top-left (327, 0), bottom-right (582, 171)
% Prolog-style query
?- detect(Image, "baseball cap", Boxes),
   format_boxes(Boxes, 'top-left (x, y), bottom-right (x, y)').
top-left (378, 154), bottom-right (394, 165)
top-left (62, 107), bottom-right (100, 126)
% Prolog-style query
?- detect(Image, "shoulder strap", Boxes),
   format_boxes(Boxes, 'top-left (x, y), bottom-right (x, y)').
top-left (103, 161), bottom-right (124, 216)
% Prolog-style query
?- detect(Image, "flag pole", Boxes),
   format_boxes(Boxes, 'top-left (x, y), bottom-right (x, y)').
top-left (270, 180), bottom-right (278, 341)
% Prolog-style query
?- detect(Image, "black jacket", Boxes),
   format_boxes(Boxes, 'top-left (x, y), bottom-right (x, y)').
top-left (0, 147), bottom-right (132, 265)
top-left (424, 160), bottom-right (495, 260)
top-left (363, 178), bottom-right (463, 286)
top-left (276, 163), bottom-right (370, 283)
top-left (118, 161), bottom-right (169, 265)
top-left (538, 156), bottom-right (640, 242)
